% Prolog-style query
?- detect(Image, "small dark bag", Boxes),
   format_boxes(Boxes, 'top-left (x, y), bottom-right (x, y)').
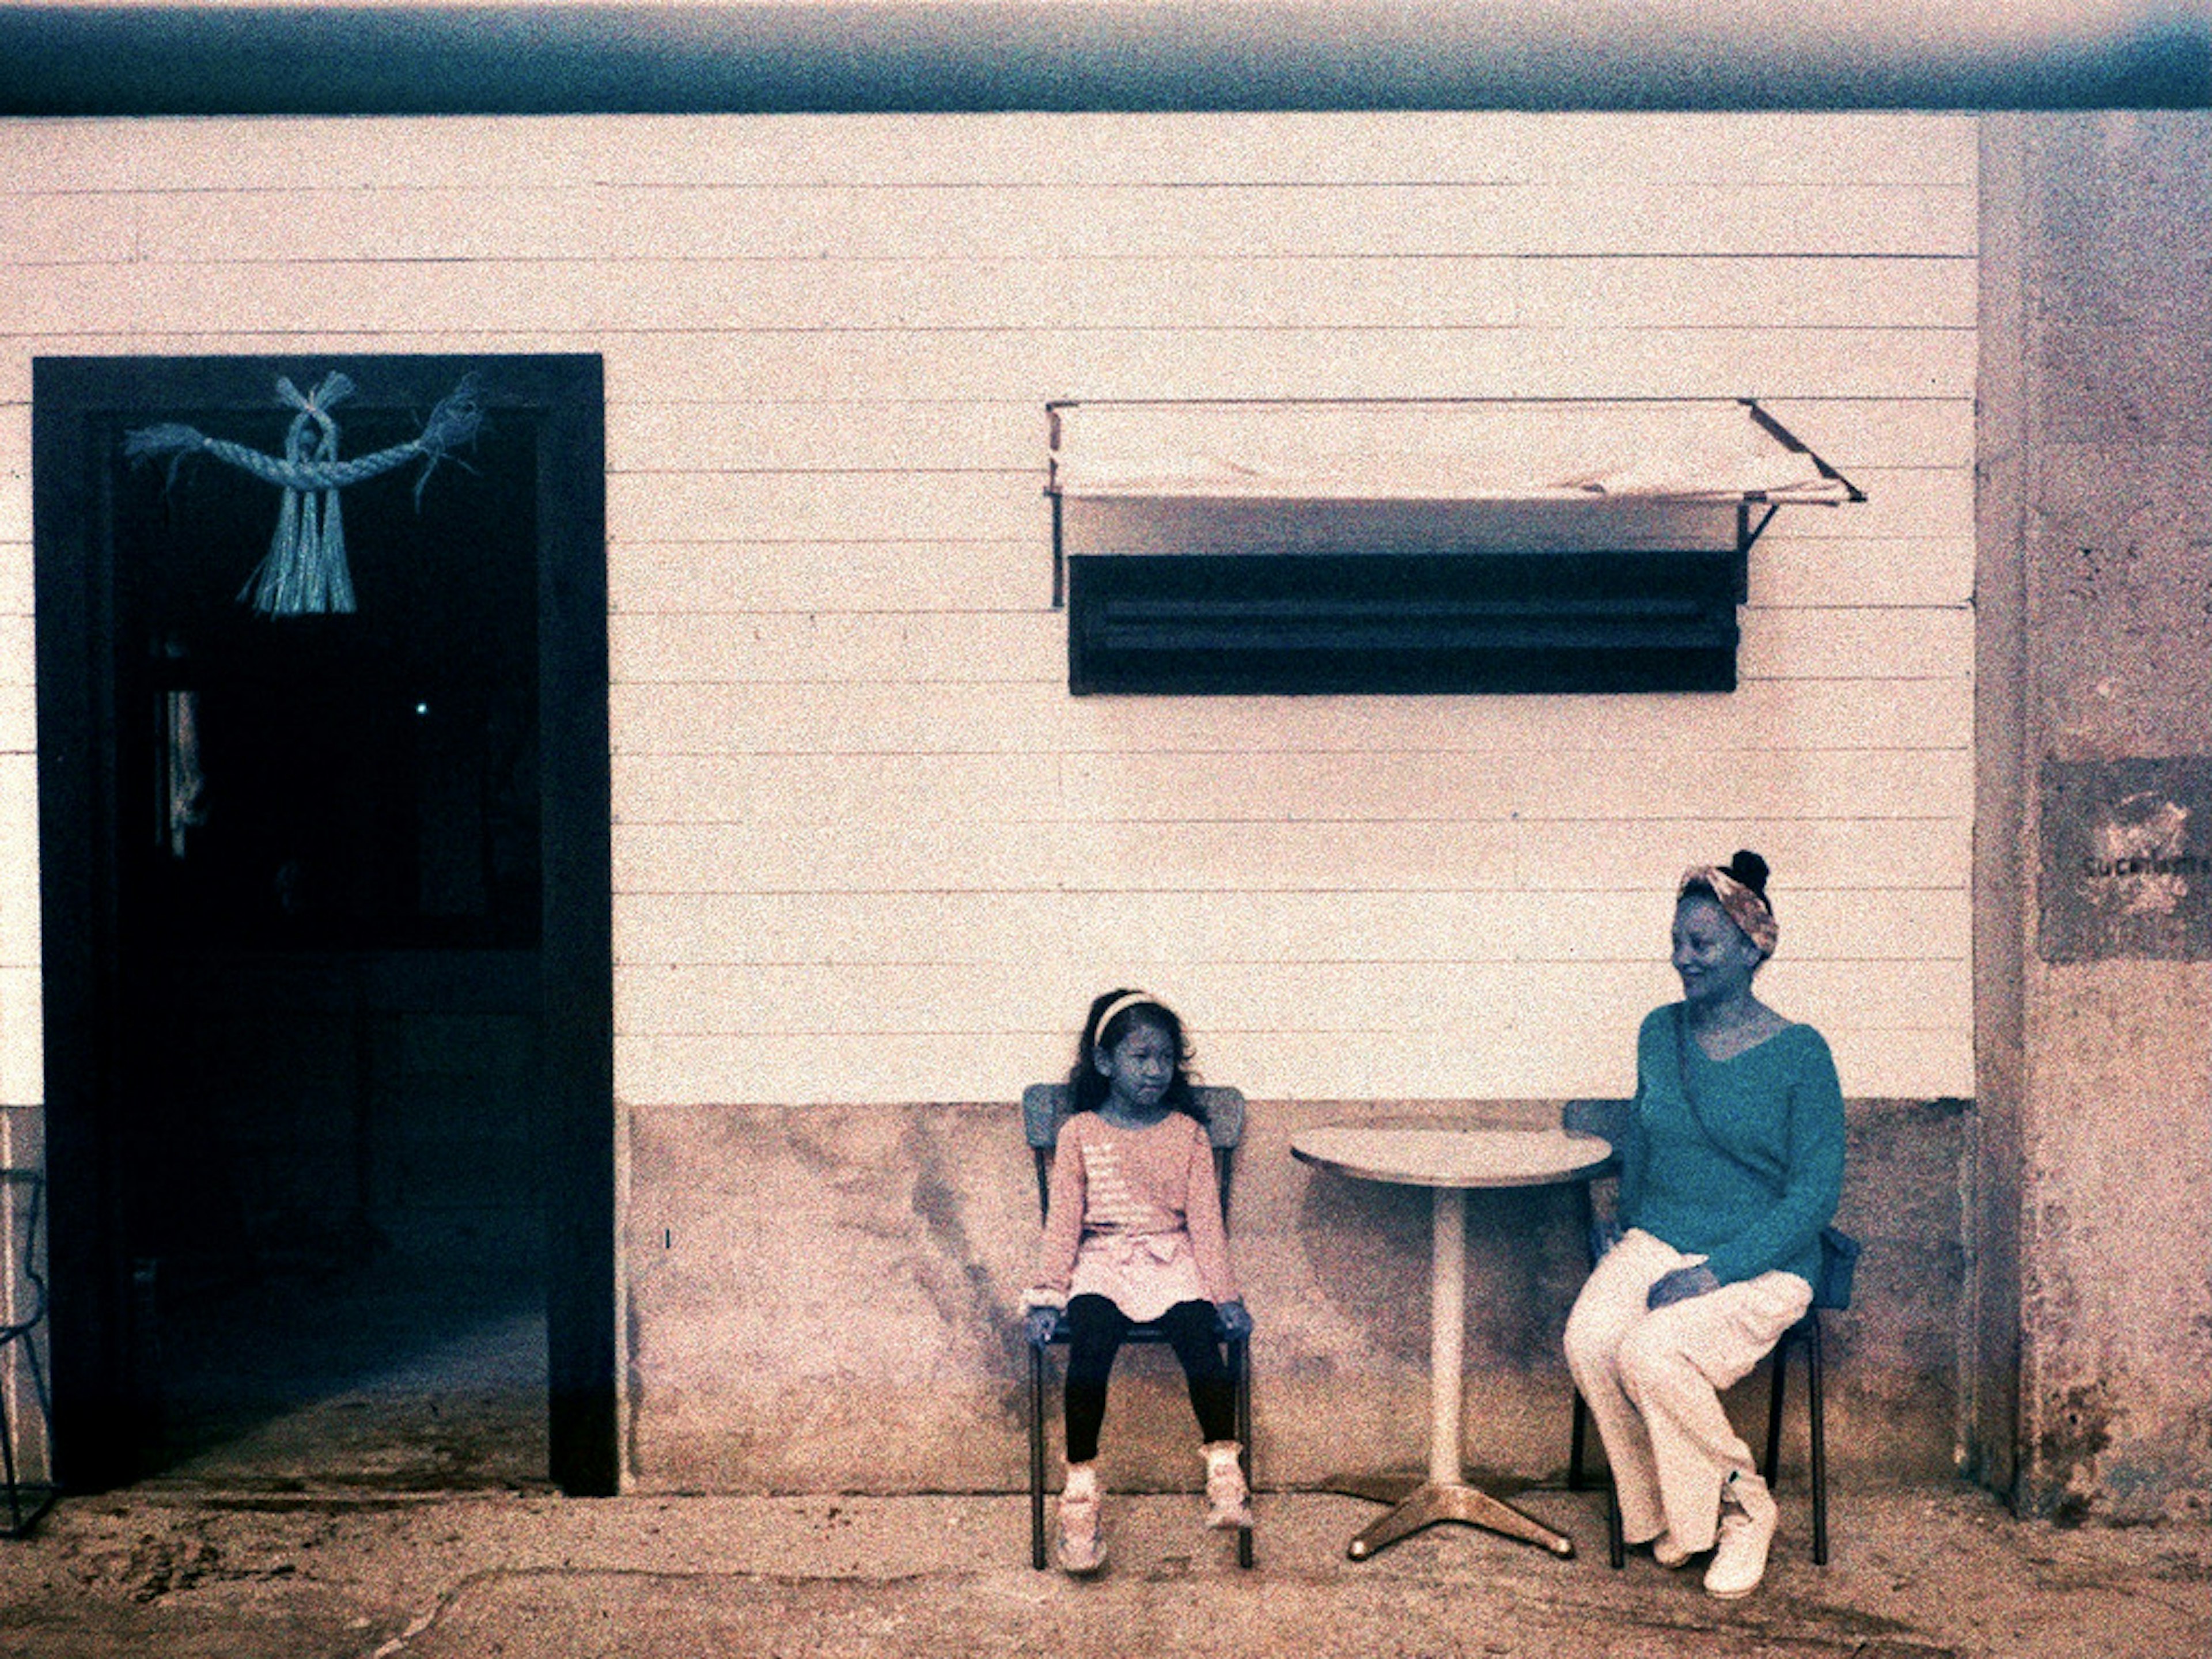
top-left (1672, 1007), bottom-right (1860, 1313)
top-left (1812, 1225), bottom-right (1861, 1311)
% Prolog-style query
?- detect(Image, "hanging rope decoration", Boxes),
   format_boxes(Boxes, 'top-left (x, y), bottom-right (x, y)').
top-left (124, 372), bottom-right (486, 616)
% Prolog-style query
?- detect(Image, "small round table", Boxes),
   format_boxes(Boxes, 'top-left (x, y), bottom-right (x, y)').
top-left (1291, 1119), bottom-right (1615, 1561)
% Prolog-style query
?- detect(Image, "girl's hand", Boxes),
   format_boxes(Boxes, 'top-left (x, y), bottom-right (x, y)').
top-left (1646, 1264), bottom-right (1721, 1310)
top-left (1024, 1307), bottom-right (1064, 1348)
top-left (1214, 1299), bottom-right (1254, 1341)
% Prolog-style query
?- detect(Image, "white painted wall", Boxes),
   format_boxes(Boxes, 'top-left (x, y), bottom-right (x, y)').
top-left (0, 111), bottom-right (1976, 1111)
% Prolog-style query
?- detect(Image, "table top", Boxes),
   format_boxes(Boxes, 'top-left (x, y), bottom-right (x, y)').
top-left (1291, 1120), bottom-right (1615, 1190)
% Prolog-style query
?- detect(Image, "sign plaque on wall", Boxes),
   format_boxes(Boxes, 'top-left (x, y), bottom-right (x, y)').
top-left (2039, 757), bottom-right (2212, 962)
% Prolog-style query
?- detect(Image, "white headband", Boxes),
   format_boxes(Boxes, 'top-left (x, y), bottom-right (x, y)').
top-left (1090, 991), bottom-right (1157, 1047)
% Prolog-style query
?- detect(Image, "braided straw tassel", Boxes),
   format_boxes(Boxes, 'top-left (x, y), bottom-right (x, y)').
top-left (126, 372), bottom-right (484, 616)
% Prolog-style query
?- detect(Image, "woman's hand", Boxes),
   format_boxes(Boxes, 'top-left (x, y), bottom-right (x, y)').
top-left (1024, 1307), bottom-right (1063, 1348)
top-left (1646, 1264), bottom-right (1721, 1310)
top-left (1214, 1298), bottom-right (1255, 1341)
top-left (1588, 1217), bottom-right (1625, 1262)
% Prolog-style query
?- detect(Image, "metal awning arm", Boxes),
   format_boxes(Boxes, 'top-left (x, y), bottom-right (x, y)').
top-left (1741, 399), bottom-right (1868, 503)
top-left (1737, 498), bottom-right (1781, 556)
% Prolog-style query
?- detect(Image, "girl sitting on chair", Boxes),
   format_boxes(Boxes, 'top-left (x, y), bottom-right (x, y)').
top-left (1023, 989), bottom-right (1255, 1574)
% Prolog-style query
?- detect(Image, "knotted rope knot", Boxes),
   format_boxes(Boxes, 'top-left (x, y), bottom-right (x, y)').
top-left (123, 373), bottom-right (486, 615)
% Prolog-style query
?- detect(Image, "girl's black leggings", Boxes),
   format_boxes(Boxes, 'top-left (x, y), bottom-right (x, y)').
top-left (1062, 1293), bottom-right (1236, 1464)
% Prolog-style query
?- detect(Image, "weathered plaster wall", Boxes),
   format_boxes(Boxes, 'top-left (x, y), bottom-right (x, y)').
top-left (623, 1096), bottom-right (1963, 1493)
top-left (1999, 111), bottom-right (2212, 1523)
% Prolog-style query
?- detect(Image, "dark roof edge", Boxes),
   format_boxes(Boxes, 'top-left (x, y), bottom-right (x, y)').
top-left (1, 3), bottom-right (2207, 118)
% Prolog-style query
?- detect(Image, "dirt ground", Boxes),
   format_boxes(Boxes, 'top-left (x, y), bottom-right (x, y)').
top-left (2, 1481), bottom-right (2207, 1658)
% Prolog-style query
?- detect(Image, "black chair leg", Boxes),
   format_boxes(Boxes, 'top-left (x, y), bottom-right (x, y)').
top-left (1806, 1316), bottom-right (1829, 1565)
top-left (1573, 1388), bottom-right (1626, 1569)
top-left (1230, 1335), bottom-right (1253, 1569)
top-left (1763, 1325), bottom-right (1790, 1487)
top-left (1029, 1343), bottom-right (1048, 1570)
top-left (1568, 1391), bottom-right (1589, 1490)
top-left (1760, 1313), bottom-right (1831, 1568)
top-left (0, 1369), bottom-right (20, 1537)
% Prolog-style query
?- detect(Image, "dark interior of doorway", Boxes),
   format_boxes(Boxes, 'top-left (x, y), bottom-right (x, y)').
top-left (36, 357), bottom-right (613, 1495)
top-left (119, 387), bottom-right (548, 1491)
top-left (38, 355), bottom-right (613, 1495)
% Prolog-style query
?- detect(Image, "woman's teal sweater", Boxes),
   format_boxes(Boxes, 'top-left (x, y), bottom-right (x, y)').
top-left (1618, 1004), bottom-right (1846, 1289)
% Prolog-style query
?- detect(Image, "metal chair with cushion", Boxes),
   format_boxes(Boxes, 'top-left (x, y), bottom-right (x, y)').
top-left (1, 1169), bottom-right (57, 1539)
top-left (1559, 1098), bottom-right (1839, 1569)
top-left (1021, 1082), bottom-right (1253, 1570)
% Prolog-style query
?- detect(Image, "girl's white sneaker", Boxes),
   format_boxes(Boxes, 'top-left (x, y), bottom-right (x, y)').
top-left (1202, 1442), bottom-right (1253, 1530)
top-left (1056, 1463), bottom-right (1105, 1574)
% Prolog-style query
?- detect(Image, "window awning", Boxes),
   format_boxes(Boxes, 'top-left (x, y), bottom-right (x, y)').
top-left (1047, 398), bottom-right (1862, 507)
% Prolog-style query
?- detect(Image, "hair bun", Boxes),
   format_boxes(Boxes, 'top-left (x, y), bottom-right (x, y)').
top-left (1725, 850), bottom-right (1770, 894)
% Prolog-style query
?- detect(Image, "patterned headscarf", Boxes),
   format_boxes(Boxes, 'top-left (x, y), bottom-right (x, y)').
top-left (1677, 865), bottom-right (1779, 957)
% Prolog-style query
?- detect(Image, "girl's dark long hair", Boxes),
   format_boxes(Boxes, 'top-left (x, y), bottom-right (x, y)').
top-left (1068, 988), bottom-right (1205, 1123)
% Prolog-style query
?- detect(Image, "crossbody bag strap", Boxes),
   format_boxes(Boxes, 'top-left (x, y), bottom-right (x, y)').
top-left (1671, 1003), bottom-right (1776, 1190)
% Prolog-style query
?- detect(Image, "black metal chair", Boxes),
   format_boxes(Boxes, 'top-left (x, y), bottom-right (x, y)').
top-left (1021, 1082), bottom-right (1253, 1570)
top-left (1559, 1100), bottom-right (1838, 1569)
top-left (1571, 1310), bottom-right (1832, 1569)
top-left (2, 1168), bottom-right (57, 1539)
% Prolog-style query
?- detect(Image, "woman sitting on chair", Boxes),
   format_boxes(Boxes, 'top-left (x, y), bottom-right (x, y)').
top-left (1563, 851), bottom-right (1844, 1599)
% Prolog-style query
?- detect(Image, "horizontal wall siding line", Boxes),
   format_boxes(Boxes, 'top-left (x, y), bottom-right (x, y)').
top-left (611, 818), bottom-right (1969, 897)
top-left (611, 959), bottom-right (1978, 1003)
top-left (610, 875), bottom-right (1976, 905)
top-left (603, 462), bottom-right (1967, 544)
top-left (604, 539), bottom-right (1974, 615)
top-left (618, 1001), bottom-right (1976, 1043)
top-left (596, 583), bottom-right (1974, 615)
top-left (610, 943), bottom-right (1972, 977)
top-left (0, 259), bottom-right (1977, 334)
top-left (610, 745), bottom-right (1974, 819)
top-left (2, 183), bottom-right (1980, 211)
top-left (604, 606), bottom-right (1970, 684)
top-left (593, 457), bottom-right (1964, 482)
top-left (611, 1027), bottom-right (1976, 1107)
top-left (0, 398), bottom-right (1973, 457)
top-left (608, 885), bottom-right (1970, 967)
top-left (609, 679), bottom-right (1972, 753)
top-left (0, 331), bottom-right (1981, 405)
top-left (13, 184), bottom-right (1976, 264)
top-left (1, 113), bottom-right (1979, 191)
top-left (611, 749), bottom-right (1972, 825)
top-left (589, 399), bottom-right (1975, 473)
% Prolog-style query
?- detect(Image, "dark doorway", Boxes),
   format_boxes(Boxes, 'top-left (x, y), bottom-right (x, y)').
top-left (33, 356), bottom-right (614, 1495)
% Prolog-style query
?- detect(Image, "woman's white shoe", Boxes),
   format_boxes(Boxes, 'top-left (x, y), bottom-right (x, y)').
top-left (1703, 1473), bottom-right (1778, 1598)
top-left (1651, 1532), bottom-right (1695, 1568)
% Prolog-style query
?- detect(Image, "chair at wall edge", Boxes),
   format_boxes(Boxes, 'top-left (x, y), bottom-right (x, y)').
top-left (1, 1169), bottom-right (58, 1539)
top-left (1021, 1082), bottom-right (1253, 1570)
top-left (1559, 1098), bottom-right (1838, 1570)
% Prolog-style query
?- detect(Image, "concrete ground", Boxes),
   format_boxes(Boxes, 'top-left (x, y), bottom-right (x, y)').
top-left (2, 1480), bottom-right (2207, 1658)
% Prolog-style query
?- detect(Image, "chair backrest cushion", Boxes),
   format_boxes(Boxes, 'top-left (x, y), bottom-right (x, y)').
top-left (1560, 1097), bottom-right (1633, 1144)
top-left (1022, 1082), bottom-right (1245, 1153)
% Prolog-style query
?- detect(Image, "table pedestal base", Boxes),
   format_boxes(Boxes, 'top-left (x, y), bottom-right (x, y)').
top-left (1345, 1479), bottom-right (1575, 1560)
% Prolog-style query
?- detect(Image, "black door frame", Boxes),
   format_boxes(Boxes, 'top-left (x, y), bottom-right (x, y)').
top-left (31, 353), bottom-right (616, 1495)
